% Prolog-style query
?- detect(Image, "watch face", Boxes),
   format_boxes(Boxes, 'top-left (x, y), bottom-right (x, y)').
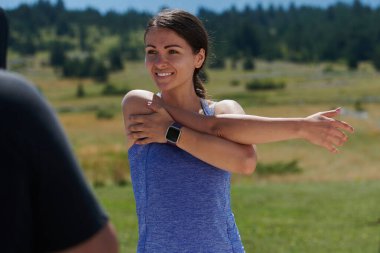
top-left (166, 126), bottom-right (181, 143)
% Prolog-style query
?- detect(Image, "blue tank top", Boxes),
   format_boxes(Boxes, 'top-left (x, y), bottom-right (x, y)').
top-left (128, 99), bottom-right (245, 252)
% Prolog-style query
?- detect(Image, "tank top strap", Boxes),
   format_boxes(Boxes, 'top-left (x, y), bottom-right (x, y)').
top-left (157, 92), bottom-right (214, 116)
top-left (200, 98), bottom-right (215, 116)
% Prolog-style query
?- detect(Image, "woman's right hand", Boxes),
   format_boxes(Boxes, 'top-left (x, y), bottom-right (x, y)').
top-left (300, 108), bottom-right (354, 153)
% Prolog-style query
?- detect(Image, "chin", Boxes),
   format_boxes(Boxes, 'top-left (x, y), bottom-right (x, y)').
top-left (154, 81), bottom-right (172, 91)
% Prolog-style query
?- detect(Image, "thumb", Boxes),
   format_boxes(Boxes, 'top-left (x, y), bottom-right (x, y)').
top-left (147, 100), bottom-right (162, 113)
top-left (321, 108), bottom-right (341, 118)
top-left (152, 94), bottom-right (163, 105)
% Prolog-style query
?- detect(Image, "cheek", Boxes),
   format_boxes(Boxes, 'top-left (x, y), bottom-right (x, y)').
top-left (145, 57), bottom-right (153, 69)
top-left (170, 56), bottom-right (195, 70)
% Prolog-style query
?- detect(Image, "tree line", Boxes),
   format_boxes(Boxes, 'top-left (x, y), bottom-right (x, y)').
top-left (5, 0), bottom-right (380, 73)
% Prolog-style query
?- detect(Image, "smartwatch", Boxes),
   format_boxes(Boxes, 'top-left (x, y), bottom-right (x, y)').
top-left (165, 122), bottom-right (182, 145)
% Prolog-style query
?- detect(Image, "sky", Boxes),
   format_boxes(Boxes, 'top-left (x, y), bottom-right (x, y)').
top-left (2, 0), bottom-right (379, 14)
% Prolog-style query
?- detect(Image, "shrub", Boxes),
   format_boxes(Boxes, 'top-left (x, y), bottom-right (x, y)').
top-left (256, 160), bottom-right (302, 175)
top-left (347, 55), bottom-right (359, 70)
top-left (246, 79), bottom-right (286, 91)
top-left (323, 64), bottom-right (335, 73)
top-left (354, 100), bottom-right (365, 112)
top-left (230, 80), bottom-right (240, 86)
top-left (96, 108), bottom-right (115, 119)
top-left (209, 57), bottom-right (225, 69)
top-left (243, 57), bottom-right (255, 71)
top-left (102, 84), bottom-right (130, 96)
top-left (76, 83), bottom-right (85, 98)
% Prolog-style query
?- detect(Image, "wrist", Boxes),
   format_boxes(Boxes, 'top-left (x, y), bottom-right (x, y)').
top-left (297, 118), bottom-right (309, 140)
top-left (165, 122), bottom-right (182, 145)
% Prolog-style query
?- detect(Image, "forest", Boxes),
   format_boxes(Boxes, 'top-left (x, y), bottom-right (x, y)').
top-left (4, 0), bottom-right (380, 77)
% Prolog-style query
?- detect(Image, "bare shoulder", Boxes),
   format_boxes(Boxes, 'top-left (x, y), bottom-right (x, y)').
top-left (121, 90), bottom-right (155, 149)
top-left (121, 89), bottom-right (154, 115)
top-left (214, 99), bottom-right (245, 115)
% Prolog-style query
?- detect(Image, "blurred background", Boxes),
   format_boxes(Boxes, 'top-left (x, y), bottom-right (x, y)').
top-left (2, 0), bottom-right (380, 252)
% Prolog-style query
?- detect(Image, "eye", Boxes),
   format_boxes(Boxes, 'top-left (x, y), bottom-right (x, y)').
top-left (146, 49), bottom-right (157, 55)
top-left (168, 49), bottom-right (178, 55)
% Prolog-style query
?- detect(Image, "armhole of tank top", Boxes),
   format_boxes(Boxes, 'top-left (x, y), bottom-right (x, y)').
top-left (200, 98), bottom-right (216, 116)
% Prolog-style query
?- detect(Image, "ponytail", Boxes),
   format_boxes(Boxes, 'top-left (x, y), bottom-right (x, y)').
top-left (193, 70), bottom-right (206, 99)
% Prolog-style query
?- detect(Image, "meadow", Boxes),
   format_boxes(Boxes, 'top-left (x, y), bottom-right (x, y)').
top-left (11, 57), bottom-right (380, 252)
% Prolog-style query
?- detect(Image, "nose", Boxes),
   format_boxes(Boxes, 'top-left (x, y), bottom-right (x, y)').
top-left (153, 54), bottom-right (168, 69)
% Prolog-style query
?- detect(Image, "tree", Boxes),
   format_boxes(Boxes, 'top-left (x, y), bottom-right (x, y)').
top-left (55, 18), bottom-right (71, 36)
top-left (49, 41), bottom-right (66, 67)
top-left (91, 61), bottom-right (108, 82)
top-left (347, 54), bottom-right (359, 70)
top-left (208, 56), bottom-right (225, 69)
top-left (62, 58), bottom-right (81, 77)
top-left (108, 48), bottom-right (124, 71)
top-left (372, 45), bottom-right (380, 72)
top-left (243, 57), bottom-right (255, 71)
top-left (78, 25), bottom-right (87, 51)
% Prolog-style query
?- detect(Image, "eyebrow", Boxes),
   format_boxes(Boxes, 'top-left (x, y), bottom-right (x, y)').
top-left (145, 44), bottom-right (183, 49)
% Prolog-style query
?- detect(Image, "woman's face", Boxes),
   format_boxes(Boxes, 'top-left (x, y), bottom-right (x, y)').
top-left (144, 27), bottom-right (205, 93)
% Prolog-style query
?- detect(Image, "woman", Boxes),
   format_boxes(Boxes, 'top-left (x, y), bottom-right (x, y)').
top-left (122, 9), bottom-right (353, 252)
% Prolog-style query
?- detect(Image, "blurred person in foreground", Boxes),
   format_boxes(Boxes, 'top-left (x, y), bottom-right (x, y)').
top-left (0, 8), bottom-right (118, 253)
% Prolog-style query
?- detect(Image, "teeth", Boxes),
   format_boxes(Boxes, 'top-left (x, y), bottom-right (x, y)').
top-left (157, 72), bottom-right (172, 77)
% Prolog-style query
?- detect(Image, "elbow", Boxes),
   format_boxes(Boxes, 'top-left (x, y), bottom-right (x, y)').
top-left (241, 153), bottom-right (257, 175)
top-left (62, 222), bottom-right (119, 253)
top-left (106, 224), bottom-right (119, 253)
top-left (98, 222), bottom-right (119, 253)
top-left (236, 145), bottom-right (257, 175)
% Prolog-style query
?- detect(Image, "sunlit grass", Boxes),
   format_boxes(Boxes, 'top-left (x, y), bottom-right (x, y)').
top-left (95, 180), bottom-right (380, 253)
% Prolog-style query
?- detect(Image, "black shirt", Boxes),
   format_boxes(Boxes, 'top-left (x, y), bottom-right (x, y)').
top-left (0, 70), bottom-right (108, 252)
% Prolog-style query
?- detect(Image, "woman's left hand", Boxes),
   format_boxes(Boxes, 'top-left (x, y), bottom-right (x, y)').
top-left (128, 100), bottom-right (174, 145)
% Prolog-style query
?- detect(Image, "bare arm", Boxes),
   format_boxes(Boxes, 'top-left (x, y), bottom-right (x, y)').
top-left (56, 222), bottom-right (118, 253)
top-left (149, 95), bottom-right (354, 153)
top-left (122, 90), bottom-right (257, 174)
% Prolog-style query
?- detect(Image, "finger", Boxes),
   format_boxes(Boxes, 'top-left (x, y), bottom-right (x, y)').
top-left (128, 132), bottom-right (148, 140)
top-left (316, 134), bottom-right (339, 154)
top-left (333, 130), bottom-right (348, 145)
top-left (321, 108), bottom-right (341, 118)
top-left (332, 120), bottom-right (354, 133)
top-left (128, 123), bottom-right (144, 132)
top-left (327, 134), bottom-right (346, 147)
top-left (153, 94), bottom-right (163, 104)
top-left (330, 146), bottom-right (340, 154)
top-left (323, 141), bottom-right (340, 154)
top-left (127, 133), bottom-right (138, 141)
top-left (135, 137), bottom-right (153, 145)
top-left (129, 114), bottom-right (146, 123)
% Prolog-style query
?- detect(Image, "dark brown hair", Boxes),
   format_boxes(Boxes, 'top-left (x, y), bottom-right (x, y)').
top-left (144, 9), bottom-right (208, 98)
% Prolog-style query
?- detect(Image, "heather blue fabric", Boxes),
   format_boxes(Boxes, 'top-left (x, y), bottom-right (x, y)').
top-left (128, 99), bottom-right (245, 253)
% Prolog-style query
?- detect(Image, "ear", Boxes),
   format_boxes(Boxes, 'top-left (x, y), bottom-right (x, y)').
top-left (194, 48), bottom-right (206, 69)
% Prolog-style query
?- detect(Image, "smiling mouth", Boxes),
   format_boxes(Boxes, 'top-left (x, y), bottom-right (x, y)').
top-left (156, 72), bottom-right (174, 77)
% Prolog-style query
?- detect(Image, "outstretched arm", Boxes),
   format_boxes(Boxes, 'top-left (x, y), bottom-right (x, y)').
top-left (149, 95), bottom-right (354, 153)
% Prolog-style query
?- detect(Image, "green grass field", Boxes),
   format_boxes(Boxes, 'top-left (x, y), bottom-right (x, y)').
top-left (95, 181), bottom-right (380, 252)
top-left (10, 57), bottom-right (380, 252)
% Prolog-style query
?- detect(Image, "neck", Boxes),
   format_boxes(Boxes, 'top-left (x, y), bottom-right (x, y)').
top-left (161, 86), bottom-right (201, 113)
